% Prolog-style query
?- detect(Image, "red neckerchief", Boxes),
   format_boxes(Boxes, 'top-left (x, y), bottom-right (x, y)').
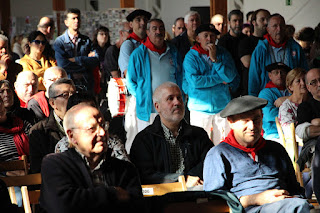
top-left (223, 130), bottom-right (266, 162)
top-left (264, 33), bottom-right (287, 48)
top-left (192, 43), bottom-right (209, 56)
top-left (265, 81), bottom-right (285, 90)
top-left (0, 116), bottom-right (29, 159)
top-left (127, 32), bottom-right (145, 43)
top-left (29, 91), bottom-right (50, 117)
top-left (143, 37), bottom-right (167, 55)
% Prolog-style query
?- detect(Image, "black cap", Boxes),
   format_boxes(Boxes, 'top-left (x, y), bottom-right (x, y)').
top-left (220, 96), bottom-right (268, 118)
top-left (195, 24), bottom-right (220, 36)
top-left (126, 9), bottom-right (152, 22)
top-left (265, 62), bottom-right (291, 73)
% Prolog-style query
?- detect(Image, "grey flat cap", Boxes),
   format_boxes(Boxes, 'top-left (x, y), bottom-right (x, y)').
top-left (220, 95), bottom-right (268, 118)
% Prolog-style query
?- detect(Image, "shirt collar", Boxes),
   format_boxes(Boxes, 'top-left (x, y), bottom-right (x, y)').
top-left (161, 121), bottom-right (182, 140)
top-left (74, 148), bottom-right (106, 172)
top-left (53, 111), bottom-right (64, 131)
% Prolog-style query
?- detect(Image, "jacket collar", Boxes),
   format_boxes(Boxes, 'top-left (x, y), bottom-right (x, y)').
top-left (147, 115), bottom-right (193, 138)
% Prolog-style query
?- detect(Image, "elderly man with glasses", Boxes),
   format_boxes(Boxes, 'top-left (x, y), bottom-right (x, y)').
top-left (29, 78), bottom-right (75, 173)
top-left (40, 104), bottom-right (143, 212)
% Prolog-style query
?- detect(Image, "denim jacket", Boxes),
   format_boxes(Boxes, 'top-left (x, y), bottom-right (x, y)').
top-left (53, 30), bottom-right (99, 78)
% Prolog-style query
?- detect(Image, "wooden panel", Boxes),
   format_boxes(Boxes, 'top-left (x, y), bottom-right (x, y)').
top-left (210, 0), bottom-right (228, 34)
top-left (120, 0), bottom-right (134, 8)
top-left (0, 0), bottom-right (11, 34)
top-left (52, 0), bottom-right (65, 11)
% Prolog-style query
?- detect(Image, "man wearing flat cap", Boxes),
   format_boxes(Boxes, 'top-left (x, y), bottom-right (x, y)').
top-left (118, 9), bottom-right (151, 152)
top-left (258, 62), bottom-right (291, 141)
top-left (203, 95), bottom-right (311, 212)
top-left (118, 9), bottom-right (151, 77)
top-left (183, 23), bottom-right (239, 145)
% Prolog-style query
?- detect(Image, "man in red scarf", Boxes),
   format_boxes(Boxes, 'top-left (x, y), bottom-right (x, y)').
top-left (118, 9), bottom-right (152, 77)
top-left (126, 19), bottom-right (183, 152)
top-left (203, 95), bottom-right (311, 212)
top-left (248, 13), bottom-right (308, 97)
top-left (183, 23), bottom-right (239, 145)
top-left (258, 62), bottom-right (291, 141)
top-left (118, 9), bottom-right (151, 154)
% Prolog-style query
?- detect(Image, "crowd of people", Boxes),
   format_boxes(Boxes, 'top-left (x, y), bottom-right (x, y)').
top-left (0, 6), bottom-right (320, 213)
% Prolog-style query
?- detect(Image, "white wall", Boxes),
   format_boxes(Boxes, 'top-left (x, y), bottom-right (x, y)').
top-left (242, 0), bottom-right (320, 32)
top-left (160, 0), bottom-right (210, 37)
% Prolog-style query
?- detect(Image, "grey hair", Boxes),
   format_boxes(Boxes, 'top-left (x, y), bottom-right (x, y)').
top-left (147, 18), bottom-right (165, 30)
top-left (0, 34), bottom-right (8, 43)
top-left (48, 78), bottom-right (75, 98)
top-left (184, 11), bottom-right (200, 24)
top-left (153, 82), bottom-right (180, 104)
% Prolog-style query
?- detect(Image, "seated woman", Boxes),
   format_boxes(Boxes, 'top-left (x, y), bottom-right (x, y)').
top-left (0, 80), bottom-right (36, 125)
top-left (278, 68), bottom-right (309, 132)
top-left (19, 31), bottom-right (57, 91)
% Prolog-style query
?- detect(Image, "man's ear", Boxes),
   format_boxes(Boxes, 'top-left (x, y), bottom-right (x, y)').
top-left (48, 98), bottom-right (55, 108)
top-left (67, 129), bottom-right (77, 145)
top-left (227, 117), bottom-right (234, 129)
top-left (268, 72), bottom-right (272, 79)
top-left (154, 102), bottom-right (160, 113)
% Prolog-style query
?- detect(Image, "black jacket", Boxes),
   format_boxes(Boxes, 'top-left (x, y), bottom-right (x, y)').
top-left (29, 111), bottom-right (65, 173)
top-left (171, 31), bottom-right (191, 60)
top-left (130, 115), bottom-right (213, 184)
top-left (40, 148), bottom-right (143, 213)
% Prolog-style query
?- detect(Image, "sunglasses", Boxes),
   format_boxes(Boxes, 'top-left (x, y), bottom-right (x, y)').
top-left (31, 40), bottom-right (46, 45)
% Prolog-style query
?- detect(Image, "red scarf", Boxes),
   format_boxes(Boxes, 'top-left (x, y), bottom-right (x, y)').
top-left (29, 91), bottom-right (50, 117)
top-left (127, 32), bottom-right (145, 43)
top-left (223, 130), bottom-right (266, 162)
top-left (17, 96), bottom-right (27, 108)
top-left (265, 81), bottom-right (285, 90)
top-left (0, 116), bottom-right (29, 159)
top-left (143, 37), bottom-right (167, 55)
top-left (192, 43), bottom-right (209, 56)
top-left (264, 33), bottom-right (287, 48)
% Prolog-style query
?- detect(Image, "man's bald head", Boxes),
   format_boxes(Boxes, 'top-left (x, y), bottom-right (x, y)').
top-left (43, 66), bottom-right (67, 93)
top-left (153, 82), bottom-right (181, 104)
top-left (38, 16), bottom-right (55, 40)
top-left (15, 71), bottom-right (39, 102)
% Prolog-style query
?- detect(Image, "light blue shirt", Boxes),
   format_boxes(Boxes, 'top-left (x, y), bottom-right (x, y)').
top-left (118, 39), bottom-right (141, 76)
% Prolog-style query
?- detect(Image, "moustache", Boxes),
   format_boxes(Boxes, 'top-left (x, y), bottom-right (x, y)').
top-left (155, 34), bottom-right (163, 38)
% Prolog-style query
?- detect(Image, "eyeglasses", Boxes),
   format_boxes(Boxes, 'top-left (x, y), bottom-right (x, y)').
top-left (52, 91), bottom-right (75, 99)
top-left (31, 40), bottom-right (46, 45)
top-left (72, 122), bottom-right (108, 134)
top-left (308, 78), bottom-right (320, 87)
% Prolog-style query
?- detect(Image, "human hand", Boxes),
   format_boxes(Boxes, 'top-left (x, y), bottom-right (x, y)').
top-left (274, 96), bottom-right (288, 108)
top-left (68, 58), bottom-right (75, 62)
top-left (185, 175), bottom-right (203, 187)
top-left (311, 118), bottom-right (320, 126)
top-left (0, 54), bottom-right (10, 64)
top-left (88, 51), bottom-right (96, 57)
top-left (206, 43), bottom-right (217, 62)
top-left (114, 187), bottom-right (130, 202)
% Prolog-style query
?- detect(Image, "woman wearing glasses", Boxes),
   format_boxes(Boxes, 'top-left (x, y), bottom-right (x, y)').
top-left (278, 68), bottom-right (309, 132)
top-left (19, 31), bottom-right (56, 91)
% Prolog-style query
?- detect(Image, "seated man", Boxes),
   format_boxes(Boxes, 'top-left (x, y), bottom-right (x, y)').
top-left (14, 71), bottom-right (38, 108)
top-left (29, 78), bottom-right (75, 173)
top-left (130, 82), bottom-right (213, 187)
top-left (27, 66), bottom-right (67, 121)
top-left (203, 95), bottom-right (311, 213)
top-left (258, 62), bottom-right (290, 141)
top-left (40, 104), bottom-right (143, 212)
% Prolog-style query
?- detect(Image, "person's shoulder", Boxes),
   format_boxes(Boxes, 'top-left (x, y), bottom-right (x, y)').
top-left (206, 142), bottom-right (231, 156)
top-left (171, 31), bottom-right (187, 44)
top-left (29, 116), bottom-right (49, 132)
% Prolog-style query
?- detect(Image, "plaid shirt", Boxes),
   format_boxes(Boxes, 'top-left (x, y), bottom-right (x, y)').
top-left (75, 149), bottom-right (107, 187)
top-left (161, 122), bottom-right (184, 174)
